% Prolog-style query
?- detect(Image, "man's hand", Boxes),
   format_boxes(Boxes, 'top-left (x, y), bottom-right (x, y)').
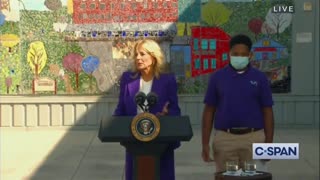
top-left (202, 145), bottom-right (214, 162)
top-left (262, 107), bottom-right (274, 162)
top-left (262, 140), bottom-right (272, 162)
top-left (201, 105), bottom-right (215, 163)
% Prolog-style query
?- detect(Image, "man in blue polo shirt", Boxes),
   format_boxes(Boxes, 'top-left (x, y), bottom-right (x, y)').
top-left (201, 34), bottom-right (274, 172)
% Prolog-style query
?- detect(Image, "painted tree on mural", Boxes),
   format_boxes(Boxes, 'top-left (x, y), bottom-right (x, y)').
top-left (178, 0), bottom-right (201, 35)
top-left (44, 0), bottom-right (62, 11)
top-left (221, 1), bottom-right (272, 39)
top-left (201, 0), bottom-right (232, 27)
top-left (81, 56), bottom-right (100, 93)
top-left (0, 7), bottom-right (21, 93)
top-left (0, 44), bottom-right (21, 94)
top-left (248, 18), bottom-right (263, 41)
top-left (63, 53), bottom-right (83, 90)
top-left (16, 8), bottom-right (85, 93)
top-left (44, 0), bottom-right (63, 22)
top-left (0, 34), bottom-right (20, 52)
top-left (27, 41), bottom-right (48, 78)
top-left (265, 8), bottom-right (292, 39)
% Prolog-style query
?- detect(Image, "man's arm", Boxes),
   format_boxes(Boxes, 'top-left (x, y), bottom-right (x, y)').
top-left (259, 74), bottom-right (274, 143)
top-left (201, 104), bottom-right (216, 162)
top-left (202, 73), bottom-right (218, 162)
top-left (202, 105), bottom-right (216, 145)
top-left (263, 107), bottom-right (274, 143)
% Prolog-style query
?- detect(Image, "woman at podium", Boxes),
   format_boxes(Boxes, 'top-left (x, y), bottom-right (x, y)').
top-left (113, 39), bottom-right (181, 180)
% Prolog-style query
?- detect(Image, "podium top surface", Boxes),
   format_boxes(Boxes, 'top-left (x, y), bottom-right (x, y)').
top-left (98, 115), bottom-right (193, 143)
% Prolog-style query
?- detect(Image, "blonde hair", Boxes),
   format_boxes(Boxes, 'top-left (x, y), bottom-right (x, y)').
top-left (131, 39), bottom-right (168, 79)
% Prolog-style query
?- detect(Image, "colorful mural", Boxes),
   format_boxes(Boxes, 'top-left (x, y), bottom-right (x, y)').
top-left (0, 0), bottom-right (293, 95)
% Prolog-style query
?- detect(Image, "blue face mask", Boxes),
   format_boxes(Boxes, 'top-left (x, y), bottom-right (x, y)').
top-left (230, 56), bottom-right (249, 70)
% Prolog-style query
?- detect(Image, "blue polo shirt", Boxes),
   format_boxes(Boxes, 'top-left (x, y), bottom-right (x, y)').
top-left (204, 65), bottom-right (273, 129)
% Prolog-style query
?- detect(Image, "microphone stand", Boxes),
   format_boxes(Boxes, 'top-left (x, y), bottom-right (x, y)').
top-left (144, 105), bottom-right (149, 113)
top-left (139, 104), bottom-right (146, 112)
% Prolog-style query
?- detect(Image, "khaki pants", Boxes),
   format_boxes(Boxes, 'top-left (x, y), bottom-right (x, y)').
top-left (212, 129), bottom-right (266, 172)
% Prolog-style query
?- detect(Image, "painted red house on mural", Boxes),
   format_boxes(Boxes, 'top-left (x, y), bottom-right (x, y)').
top-left (72, 0), bottom-right (179, 24)
top-left (190, 26), bottom-right (231, 77)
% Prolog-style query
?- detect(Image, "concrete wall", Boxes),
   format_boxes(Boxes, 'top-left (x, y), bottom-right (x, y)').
top-left (0, 95), bottom-right (318, 128)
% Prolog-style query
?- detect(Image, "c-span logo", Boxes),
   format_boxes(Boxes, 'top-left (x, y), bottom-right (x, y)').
top-left (253, 143), bottom-right (299, 159)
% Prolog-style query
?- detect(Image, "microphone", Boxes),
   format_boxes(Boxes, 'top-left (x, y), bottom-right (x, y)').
top-left (146, 92), bottom-right (158, 111)
top-left (135, 92), bottom-right (147, 112)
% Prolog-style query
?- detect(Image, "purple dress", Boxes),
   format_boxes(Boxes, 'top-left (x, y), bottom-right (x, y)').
top-left (113, 72), bottom-right (181, 180)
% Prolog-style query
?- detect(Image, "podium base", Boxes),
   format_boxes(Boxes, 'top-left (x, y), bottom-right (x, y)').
top-left (123, 143), bottom-right (168, 180)
top-left (136, 155), bottom-right (157, 180)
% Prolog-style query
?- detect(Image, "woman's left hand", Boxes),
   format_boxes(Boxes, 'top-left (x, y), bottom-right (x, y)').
top-left (156, 102), bottom-right (169, 116)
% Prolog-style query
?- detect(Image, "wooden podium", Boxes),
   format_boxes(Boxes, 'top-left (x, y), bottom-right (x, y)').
top-left (98, 114), bottom-right (193, 180)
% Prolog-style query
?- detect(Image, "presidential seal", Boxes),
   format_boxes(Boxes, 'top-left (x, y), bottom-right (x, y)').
top-left (131, 112), bottom-right (160, 142)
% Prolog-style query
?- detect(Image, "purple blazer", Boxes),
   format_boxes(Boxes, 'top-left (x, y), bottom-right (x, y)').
top-left (113, 71), bottom-right (181, 150)
top-left (113, 71), bottom-right (181, 116)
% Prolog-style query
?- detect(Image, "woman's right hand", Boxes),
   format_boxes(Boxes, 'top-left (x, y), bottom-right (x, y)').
top-left (156, 102), bottom-right (169, 116)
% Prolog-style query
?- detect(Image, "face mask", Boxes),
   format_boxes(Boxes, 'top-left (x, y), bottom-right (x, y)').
top-left (230, 56), bottom-right (249, 70)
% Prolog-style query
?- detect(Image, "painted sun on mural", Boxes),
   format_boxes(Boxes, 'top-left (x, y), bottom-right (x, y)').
top-left (0, 0), bottom-right (293, 95)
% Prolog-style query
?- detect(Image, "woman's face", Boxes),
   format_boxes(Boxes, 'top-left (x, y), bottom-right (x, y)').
top-left (135, 46), bottom-right (154, 71)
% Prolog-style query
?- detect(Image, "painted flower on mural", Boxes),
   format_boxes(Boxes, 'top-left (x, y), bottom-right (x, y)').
top-left (27, 41), bottom-right (48, 78)
top-left (63, 53), bottom-right (83, 90)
